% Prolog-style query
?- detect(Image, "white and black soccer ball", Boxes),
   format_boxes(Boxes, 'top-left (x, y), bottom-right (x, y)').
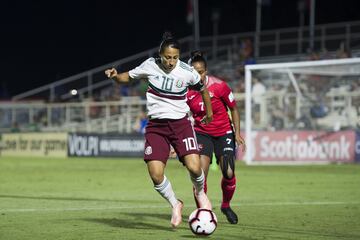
top-left (188, 208), bottom-right (218, 236)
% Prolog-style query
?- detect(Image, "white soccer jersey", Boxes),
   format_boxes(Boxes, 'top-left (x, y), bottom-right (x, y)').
top-left (129, 57), bottom-right (202, 119)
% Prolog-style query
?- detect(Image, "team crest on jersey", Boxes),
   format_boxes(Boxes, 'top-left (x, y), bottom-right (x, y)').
top-left (209, 92), bottom-right (214, 98)
top-left (175, 79), bottom-right (184, 88)
top-left (145, 146), bottom-right (152, 155)
top-left (228, 92), bottom-right (234, 102)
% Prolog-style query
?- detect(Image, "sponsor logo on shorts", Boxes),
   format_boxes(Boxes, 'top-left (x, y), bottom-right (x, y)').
top-left (198, 144), bottom-right (203, 150)
top-left (224, 147), bottom-right (233, 151)
top-left (145, 146), bottom-right (152, 155)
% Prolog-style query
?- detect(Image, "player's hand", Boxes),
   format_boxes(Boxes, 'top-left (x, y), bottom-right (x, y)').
top-left (169, 147), bottom-right (177, 158)
top-left (105, 68), bottom-right (118, 79)
top-left (236, 134), bottom-right (246, 152)
top-left (200, 114), bottom-right (213, 125)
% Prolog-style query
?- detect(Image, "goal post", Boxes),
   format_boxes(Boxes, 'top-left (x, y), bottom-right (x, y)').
top-left (244, 58), bottom-right (360, 164)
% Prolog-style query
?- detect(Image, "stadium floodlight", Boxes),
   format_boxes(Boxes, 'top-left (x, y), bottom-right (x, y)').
top-left (244, 58), bottom-right (360, 164)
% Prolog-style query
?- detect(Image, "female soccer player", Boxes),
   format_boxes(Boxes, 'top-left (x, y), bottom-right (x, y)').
top-left (105, 33), bottom-right (213, 228)
top-left (187, 51), bottom-right (246, 224)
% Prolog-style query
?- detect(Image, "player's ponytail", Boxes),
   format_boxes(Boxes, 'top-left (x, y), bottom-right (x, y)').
top-left (188, 50), bottom-right (207, 68)
top-left (159, 31), bottom-right (180, 54)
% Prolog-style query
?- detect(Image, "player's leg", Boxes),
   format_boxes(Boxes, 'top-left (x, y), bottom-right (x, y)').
top-left (192, 133), bottom-right (213, 207)
top-left (192, 155), bottom-right (210, 208)
top-left (215, 133), bottom-right (238, 224)
top-left (168, 116), bottom-right (212, 210)
top-left (144, 121), bottom-right (183, 227)
top-left (146, 160), bottom-right (183, 227)
top-left (182, 153), bottom-right (212, 210)
top-left (197, 133), bottom-right (213, 178)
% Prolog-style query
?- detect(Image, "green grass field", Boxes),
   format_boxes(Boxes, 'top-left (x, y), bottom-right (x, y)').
top-left (0, 156), bottom-right (359, 240)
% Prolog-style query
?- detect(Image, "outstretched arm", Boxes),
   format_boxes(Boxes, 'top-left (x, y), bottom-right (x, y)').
top-left (200, 87), bottom-right (213, 125)
top-left (229, 106), bottom-right (246, 152)
top-left (105, 68), bottom-right (131, 83)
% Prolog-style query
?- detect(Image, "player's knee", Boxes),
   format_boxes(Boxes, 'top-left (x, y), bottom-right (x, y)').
top-left (224, 169), bottom-right (234, 179)
top-left (187, 163), bottom-right (202, 177)
top-left (149, 172), bottom-right (165, 185)
top-left (221, 153), bottom-right (235, 179)
top-left (184, 155), bottom-right (202, 176)
top-left (221, 167), bottom-right (234, 179)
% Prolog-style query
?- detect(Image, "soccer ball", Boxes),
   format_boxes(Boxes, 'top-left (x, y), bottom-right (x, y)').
top-left (188, 208), bottom-right (218, 236)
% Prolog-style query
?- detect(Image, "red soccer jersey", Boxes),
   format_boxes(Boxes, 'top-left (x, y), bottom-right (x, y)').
top-left (187, 75), bottom-right (236, 136)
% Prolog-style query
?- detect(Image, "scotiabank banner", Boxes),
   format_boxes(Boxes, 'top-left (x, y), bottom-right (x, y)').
top-left (356, 131), bottom-right (360, 163)
top-left (248, 131), bottom-right (356, 162)
top-left (68, 133), bottom-right (144, 157)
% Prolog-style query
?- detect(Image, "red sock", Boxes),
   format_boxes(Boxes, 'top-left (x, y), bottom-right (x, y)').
top-left (221, 176), bottom-right (236, 209)
top-left (193, 178), bottom-right (207, 208)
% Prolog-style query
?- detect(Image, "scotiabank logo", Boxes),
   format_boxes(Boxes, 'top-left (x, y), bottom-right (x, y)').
top-left (356, 141), bottom-right (360, 154)
top-left (355, 132), bottom-right (360, 162)
top-left (255, 131), bottom-right (355, 162)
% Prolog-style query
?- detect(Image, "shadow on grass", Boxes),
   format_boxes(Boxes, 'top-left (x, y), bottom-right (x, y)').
top-left (180, 234), bottom-right (255, 240)
top-left (83, 211), bottom-right (193, 232)
top-left (121, 211), bottom-right (170, 221)
top-left (84, 217), bottom-right (174, 231)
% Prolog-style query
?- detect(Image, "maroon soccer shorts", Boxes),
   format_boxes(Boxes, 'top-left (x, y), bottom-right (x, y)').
top-left (144, 116), bottom-right (199, 163)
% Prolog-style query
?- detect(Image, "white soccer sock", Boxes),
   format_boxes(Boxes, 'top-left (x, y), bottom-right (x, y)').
top-left (154, 176), bottom-right (178, 208)
top-left (191, 169), bottom-right (205, 195)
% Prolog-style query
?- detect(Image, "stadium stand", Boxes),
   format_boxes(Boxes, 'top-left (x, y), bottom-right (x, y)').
top-left (1, 20), bottom-right (360, 134)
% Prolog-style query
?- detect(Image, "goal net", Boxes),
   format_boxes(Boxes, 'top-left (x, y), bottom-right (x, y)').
top-left (243, 58), bottom-right (360, 164)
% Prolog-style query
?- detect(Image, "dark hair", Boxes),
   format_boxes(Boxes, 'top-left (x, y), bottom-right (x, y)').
top-left (159, 32), bottom-right (180, 54)
top-left (188, 50), bottom-right (207, 69)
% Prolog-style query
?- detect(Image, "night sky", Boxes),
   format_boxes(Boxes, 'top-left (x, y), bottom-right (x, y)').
top-left (1, 0), bottom-right (360, 98)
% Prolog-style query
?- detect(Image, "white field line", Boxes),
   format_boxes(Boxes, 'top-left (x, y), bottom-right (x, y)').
top-left (1, 201), bottom-right (360, 213)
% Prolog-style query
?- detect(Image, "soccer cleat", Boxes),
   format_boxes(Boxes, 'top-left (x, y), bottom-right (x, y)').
top-left (171, 199), bottom-right (184, 228)
top-left (194, 190), bottom-right (212, 210)
top-left (221, 207), bottom-right (238, 224)
top-left (192, 181), bottom-right (207, 209)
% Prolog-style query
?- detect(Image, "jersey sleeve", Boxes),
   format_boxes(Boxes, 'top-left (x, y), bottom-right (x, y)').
top-left (220, 82), bottom-right (237, 108)
top-left (188, 69), bottom-right (205, 91)
top-left (128, 58), bottom-right (153, 79)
